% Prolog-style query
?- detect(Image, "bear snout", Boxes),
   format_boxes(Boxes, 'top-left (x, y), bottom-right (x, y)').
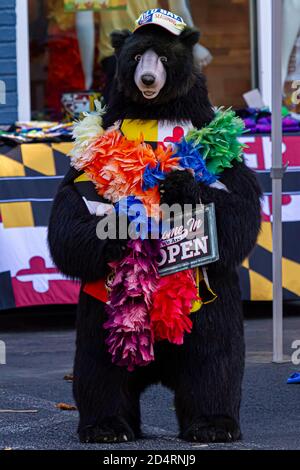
top-left (134, 49), bottom-right (167, 100)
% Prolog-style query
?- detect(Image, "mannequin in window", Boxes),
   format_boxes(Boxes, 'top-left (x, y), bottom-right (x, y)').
top-left (76, 11), bottom-right (95, 90)
top-left (46, 0), bottom-right (85, 115)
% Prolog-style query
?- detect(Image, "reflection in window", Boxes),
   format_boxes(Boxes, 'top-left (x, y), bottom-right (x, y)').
top-left (29, 0), bottom-right (104, 120)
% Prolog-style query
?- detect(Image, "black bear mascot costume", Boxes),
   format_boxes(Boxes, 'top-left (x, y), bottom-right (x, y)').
top-left (48, 9), bottom-right (262, 444)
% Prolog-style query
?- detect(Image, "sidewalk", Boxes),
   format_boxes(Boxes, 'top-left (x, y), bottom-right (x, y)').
top-left (0, 311), bottom-right (299, 450)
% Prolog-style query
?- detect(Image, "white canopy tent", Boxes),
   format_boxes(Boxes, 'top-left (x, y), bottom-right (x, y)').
top-left (271, 0), bottom-right (284, 363)
top-left (257, 0), bottom-right (284, 362)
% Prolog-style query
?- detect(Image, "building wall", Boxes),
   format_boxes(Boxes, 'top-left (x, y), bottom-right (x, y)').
top-left (190, 0), bottom-right (251, 108)
top-left (0, 0), bottom-right (18, 125)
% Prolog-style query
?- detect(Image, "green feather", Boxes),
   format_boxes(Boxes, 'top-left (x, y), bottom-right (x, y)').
top-left (186, 108), bottom-right (246, 175)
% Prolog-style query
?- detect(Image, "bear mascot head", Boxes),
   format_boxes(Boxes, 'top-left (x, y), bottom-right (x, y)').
top-left (104, 12), bottom-right (214, 129)
top-left (48, 9), bottom-right (262, 445)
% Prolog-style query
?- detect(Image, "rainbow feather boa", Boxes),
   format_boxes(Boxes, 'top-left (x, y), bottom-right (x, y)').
top-left (70, 108), bottom-right (245, 371)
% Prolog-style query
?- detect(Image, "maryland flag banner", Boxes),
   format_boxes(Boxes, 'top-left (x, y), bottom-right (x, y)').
top-left (64, 0), bottom-right (127, 11)
top-left (0, 131), bottom-right (300, 311)
top-left (0, 142), bottom-right (79, 310)
top-left (240, 135), bottom-right (300, 301)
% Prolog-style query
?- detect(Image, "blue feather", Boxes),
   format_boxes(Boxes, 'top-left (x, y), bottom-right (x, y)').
top-left (142, 163), bottom-right (166, 191)
top-left (115, 196), bottom-right (160, 239)
top-left (174, 139), bottom-right (218, 185)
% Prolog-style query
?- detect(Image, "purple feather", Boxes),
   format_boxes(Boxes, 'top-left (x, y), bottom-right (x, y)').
top-left (104, 239), bottom-right (161, 371)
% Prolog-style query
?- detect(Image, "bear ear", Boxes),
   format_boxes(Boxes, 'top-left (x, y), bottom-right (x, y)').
top-left (179, 27), bottom-right (200, 47)
top-left (111, 29), bottom-right (132, 52)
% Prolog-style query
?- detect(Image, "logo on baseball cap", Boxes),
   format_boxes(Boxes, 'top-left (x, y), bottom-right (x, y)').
top-left (134, 9), bottom-right (187, 36)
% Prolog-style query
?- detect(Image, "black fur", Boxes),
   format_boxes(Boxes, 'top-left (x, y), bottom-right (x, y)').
top-left (159, 169), bottom-right (201, 207)
top-left (48, 25), bottom-right (262, 444)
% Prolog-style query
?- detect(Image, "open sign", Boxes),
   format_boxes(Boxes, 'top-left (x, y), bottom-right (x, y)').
top-left (158, 204), bottom-right (219, 276)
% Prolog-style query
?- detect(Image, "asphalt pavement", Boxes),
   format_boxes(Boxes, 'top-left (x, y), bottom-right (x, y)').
top-left (0, 305), bottom-right (300, 450)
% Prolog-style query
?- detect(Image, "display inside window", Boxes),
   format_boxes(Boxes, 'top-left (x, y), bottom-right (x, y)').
top-left (29, 0), bottom-right (104, 120)
top-left (28, 0), bottom-right (253, 121)
top-left (64, 0), bottom-right (127, 11)
top-left (282, 0), bottom-right (300, 114)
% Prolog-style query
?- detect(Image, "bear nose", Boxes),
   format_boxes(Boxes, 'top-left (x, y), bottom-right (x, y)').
top-left (141, 74), bottom-right (156, 86)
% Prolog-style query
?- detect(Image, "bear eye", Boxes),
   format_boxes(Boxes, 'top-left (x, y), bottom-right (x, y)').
top-left (159, 56), bottom-right (168, 63)
top-left (135, 55), bottom-right (142, 62)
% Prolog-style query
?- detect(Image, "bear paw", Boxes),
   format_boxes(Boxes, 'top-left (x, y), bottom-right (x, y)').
top-left (79, 416), bottom-right (135, 444)
top-left (180, 416), bottom-right (241, 443)
top-left (159, 170), bottom-right (200, 207)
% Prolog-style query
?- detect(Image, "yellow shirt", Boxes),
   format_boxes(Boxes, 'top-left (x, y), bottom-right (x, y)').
top-left (99, 0), bottom-right (158, 61)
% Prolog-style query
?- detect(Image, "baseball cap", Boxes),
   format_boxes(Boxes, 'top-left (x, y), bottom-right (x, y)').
top-left (134, 9), bottom-right (187, 36)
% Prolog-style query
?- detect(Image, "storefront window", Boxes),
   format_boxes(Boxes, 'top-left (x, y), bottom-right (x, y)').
top-left (282, 0), bottom-right (300, 114)
top-left (29, 0), bottom-right (105, 120)
top-left (28, 0), bottom-right (253, 121)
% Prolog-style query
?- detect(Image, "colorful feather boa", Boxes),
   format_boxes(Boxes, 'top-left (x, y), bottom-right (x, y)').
top-left (70, 108), bottom-right (245, 371)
